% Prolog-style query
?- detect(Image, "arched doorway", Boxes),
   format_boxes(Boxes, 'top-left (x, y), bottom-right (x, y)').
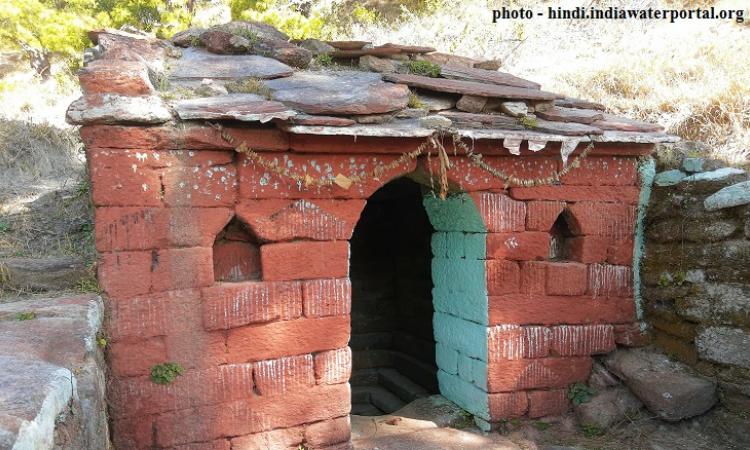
top-left (348, 177), bottom-right (438, 415)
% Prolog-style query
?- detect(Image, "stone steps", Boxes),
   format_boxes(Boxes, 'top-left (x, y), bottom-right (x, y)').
top-left (378, 368), bottom-right (431, 403)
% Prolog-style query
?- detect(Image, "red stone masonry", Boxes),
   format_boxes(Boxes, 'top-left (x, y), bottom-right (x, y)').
top-left (69, 26), bottom-right (677, 449)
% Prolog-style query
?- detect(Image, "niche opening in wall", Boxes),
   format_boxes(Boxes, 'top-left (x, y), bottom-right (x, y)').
top-left (212, 217), bottom-right (261, 282)
top-left (549, 210), bottom-right (578, 261)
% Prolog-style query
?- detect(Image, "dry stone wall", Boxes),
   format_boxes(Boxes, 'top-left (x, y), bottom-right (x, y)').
top-left (643, 158), bottom-right (750, 413)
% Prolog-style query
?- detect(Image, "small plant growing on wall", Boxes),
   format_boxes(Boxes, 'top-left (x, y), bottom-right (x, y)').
top-left (151, 362), bottom-right (184, 385)
top-left (568, 382), bottom-right (596, 405)
top-left (15, 311), bottom-right (36, 321)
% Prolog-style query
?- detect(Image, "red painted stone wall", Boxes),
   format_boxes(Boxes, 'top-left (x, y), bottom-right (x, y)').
top-left (83, 123), bottom-right (649, 448)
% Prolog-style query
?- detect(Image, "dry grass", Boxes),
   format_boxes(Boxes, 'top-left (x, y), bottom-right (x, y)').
top-left (333, 0), bottom-right (750, 163)
top-left (0, 120), bottom-right (83, 185)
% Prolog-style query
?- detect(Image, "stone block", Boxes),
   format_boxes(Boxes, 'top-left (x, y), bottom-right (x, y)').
top-left (489, 294), bottom-right (635, 326)
top-left (226, 316), bottom-right (350, 363)
top-left (253, 354), bottom-right (315, 396)
top-left (545, 262), bottom-right (588, 296)
top-left (486, 232), bottom-right (550, 261)
top-left (486, 259), bottom-right (520, 295)
top-left (527, 389), bottom-right (569, 418)
top-left (549, 324), bottom-right (615, 356)
top-left (696, 326), bottom-right (750, 369)
top-left (201, 281), bottom-right (303, 330)
top-left (487, 357), bottom-right (592, 392)
top-left (604, 349), bottom-right (717, 421)
top-left (261, 241), bottom-right (349, 281)
top-left (526, 201), bottom-right (566, 231)
top-left (303, 278), bottom-right (352, 317)
top-left (314, 347), bottom-right (352, 385)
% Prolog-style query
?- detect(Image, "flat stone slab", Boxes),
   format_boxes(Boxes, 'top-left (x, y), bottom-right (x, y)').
top-left (592, 113), bottom-right (664, 132)
top-left (0, 257), bottom-right (88, 292)
top-left (326, 40), bottom-right (370, 50)
top-left (0, 294), bottom-right (106, 450)
top-left (554, 97), bottom-right (606, 111)
top-left (289, 114), bottom-right (356, 126)
top-left (173, 94), bottom-right (296, 122)
top-left (265, 71), bottom-right (410, 115)
top-left (438, 111), bottom-right (525, 129)
top-left (169, 47), bottom-right (294, 81)
top-left (391, 395), bottom-right (468, 428)
top-left (696, 326), bottom-right (750, 369)
top-left (382, 73), bottom-right (561, 101)
top-left (533, 118), bottom-right (603, 136)
top-left (604, 349), bottom-right (717, 421)
top-left (0, 356), bottom-right (76, 450)
top-left (353, 425), bottom-right (521, 450)
top-left (331, 47), bottom-right (405, 58)
top-left (683, 167), bottom-right (746, 182)
top-left (591, 131), bottom-right (679, 144)
top-left (536, 106), bottom-right (604, 124)
top-left (439, 64), bottom-right (540, 89)
top-left (66, 94), bottom-right (172, 125)
top-left (281, 119), bottom-right (434, 137)
top-left (704, 180), bottom-right (750, 211)
top-left (655, 169), bottom-right (686, 186)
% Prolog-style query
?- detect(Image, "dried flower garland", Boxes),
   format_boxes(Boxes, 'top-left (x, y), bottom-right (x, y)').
top-left (207, 122), bottom-right (595, 198)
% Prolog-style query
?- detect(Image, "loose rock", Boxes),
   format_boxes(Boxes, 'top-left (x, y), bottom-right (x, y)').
top-left (704, 181), bottom-right (750, 211)
top-left (294, 38), bottom-right (335, 56)
top-left (473, 59), bottom-right (502, 70)
top-left (420, 115), bottom-right (452, 129)
top-left (66, 94), bottom-right (172, 125)
top-left (417, 93), bottom-right (457, 111)
top-left (500, 101), bottom-right (529, 117)
top-left (78, 59), bottom-right (153, 96)
top-left (359, 55), bottom-right (398, 73)
top-left (575, 386), bottom-right (643, 429)
top-left (171, 27), bottom-right (204, 47)
top-left (604, 349), bottom-right (717, 421)
top-left (654, 169), bottom-right (686, 186)
top-left (200, 29), bottom-right (252, 54)
top-left (682, 157), bottom-right (704, 173)
top-left (456, 94), bottom-right (488, 113)
top-left (682, 167), bottom-right (746, 183)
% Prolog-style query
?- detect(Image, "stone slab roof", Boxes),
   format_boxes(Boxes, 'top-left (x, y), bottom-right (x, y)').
top-left (67, 21), bottom-right (678, 158)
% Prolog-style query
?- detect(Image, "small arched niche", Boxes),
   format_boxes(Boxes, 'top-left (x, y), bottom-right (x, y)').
top-left (549, 209), bottom-right (578, 261)
top-left (212, 217), bottom-right (261, 282)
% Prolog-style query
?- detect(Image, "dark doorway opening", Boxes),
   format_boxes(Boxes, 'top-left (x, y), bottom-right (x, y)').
top-left (349, 178), bottom-right (439, 416)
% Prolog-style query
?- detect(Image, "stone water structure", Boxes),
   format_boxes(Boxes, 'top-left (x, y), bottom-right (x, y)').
top-left (644, 159), bottom-right (750, 413)
top-left (67, 23), bottom-right (677, 450)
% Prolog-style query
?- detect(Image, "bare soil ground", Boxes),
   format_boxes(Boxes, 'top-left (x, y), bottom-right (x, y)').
top-left (352, 406), bottom-right (750, 450)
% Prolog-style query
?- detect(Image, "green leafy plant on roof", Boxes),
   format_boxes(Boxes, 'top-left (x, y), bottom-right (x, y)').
top-left (518, 114), bottom-right (538, 129)
top-left (407, 91), bottom-right (426, 109)
top-left (406, 60), bottom-right (441, 78)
